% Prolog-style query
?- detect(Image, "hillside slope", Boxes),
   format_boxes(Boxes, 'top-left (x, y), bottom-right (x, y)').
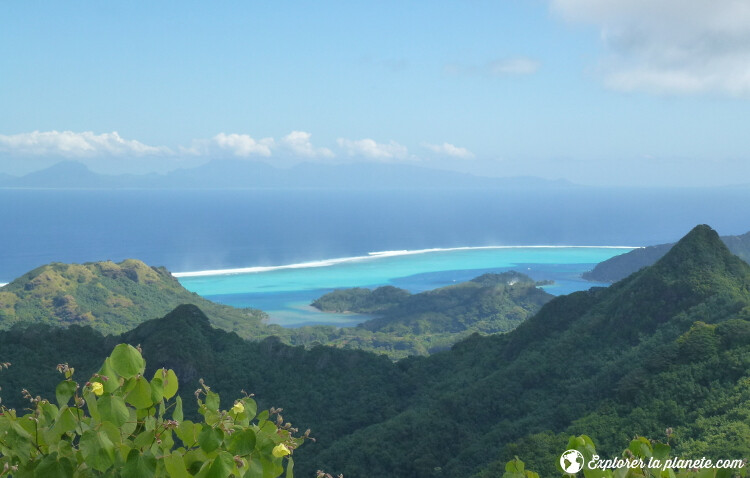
top-left (0, 259), bottom-right (272, 336)
top-left (583, 230), bottom-right (750, 282)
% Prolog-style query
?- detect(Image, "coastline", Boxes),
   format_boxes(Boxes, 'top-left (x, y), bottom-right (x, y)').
top-left (172, 245), bottom-right (639, 278)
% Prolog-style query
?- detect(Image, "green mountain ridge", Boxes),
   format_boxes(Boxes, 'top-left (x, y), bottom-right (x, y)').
top-left (311, 225), bottom-right (750, 476)
top-left (583, 230), bottom-right (750, 283)
top-left (3, 225), bottom-right (750, 476)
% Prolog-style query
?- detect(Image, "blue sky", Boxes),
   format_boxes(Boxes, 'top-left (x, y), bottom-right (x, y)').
top-left (2, 0), bottom-right (750, 186)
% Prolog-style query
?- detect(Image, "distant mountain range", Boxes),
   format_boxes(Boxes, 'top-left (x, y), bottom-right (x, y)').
top-left (583, 230), bottom-right (750, 282)
top-left (0, 160), bottom-right (576, 190)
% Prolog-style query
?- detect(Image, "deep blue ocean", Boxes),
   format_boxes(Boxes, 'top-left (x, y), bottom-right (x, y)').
top-left (2, 187), bottom-right (749, 326)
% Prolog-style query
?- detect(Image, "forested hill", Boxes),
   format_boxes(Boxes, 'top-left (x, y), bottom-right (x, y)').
top-left (0, 259), bottom-right (272, 336)
top-left (583, 229), bottom-right (750, 282)
top-left (4, 225), bottom-right (750, 476)
top-left (313, 271), bottom-right (552, 335)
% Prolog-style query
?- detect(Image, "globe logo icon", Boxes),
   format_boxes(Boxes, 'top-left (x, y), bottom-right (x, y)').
top-left (560, 449), bottom-right (584, 474)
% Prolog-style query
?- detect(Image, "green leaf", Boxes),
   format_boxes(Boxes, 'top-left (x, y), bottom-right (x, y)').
top-left (55, 380), bottom-right (77, 407)
top-left (198, 425), bottom-right (223, 454)
top-left (164, 451), bottom-right (190, 478)
top-left (34, 453), bottom-right (74, 478)
top-left (176, 420), bottom-right (200, 447)
top-left (125, 376), bottom-right (154, 409)
top-left (98, 421), bottom-right (122, 446)
top-left (286, 457), bottom-right (294, 478)
top-left (205, 391), bottom-right (220, 411)
top-left (144, 415), bottom-right (157, 431)
top-left (121, 448), bottom-right (157, 478)
top-left (134, 429), bottom-right (155, 449)
top-left (184, 449), bottom-right (209, 474)
top-left (83, 390), bottom-right (100, 423)
top-left (109, 344), bottom-right (145, 379)
top-left (79, 429), bottom-right (115, 472)
top-left (97, 395), bottom-right (129, 428)
top-left (150, 376), bottom-right (164, 404)
top-left (120, 407), bottom-right (138, 438)
top-left (506, 458), bottom-right (525, 473)
top-left (40, 402), bottom-right (59, 424)
top-left (53, 406), bottom-right (78, 435)
top-left (153, 368), bottom-right (179, 399)
top-left (98, 358), bottom-right (120, 394)
top-left (173, 396), bottom-right (184, 423)
top-left (653, 442), bottom-right (670, 462)
top-left (244, 457), bottom-right (264, 478)
top-left (227, 429), bottom-right (256, 456)
top-left (261, 456), bottom-right (284, 478)
top-left (244, 398), bottom-right (258, 421)
top-left (5, 425), bottom-right (33, 464)
top-left (204, 452), bottom-right (236, 478)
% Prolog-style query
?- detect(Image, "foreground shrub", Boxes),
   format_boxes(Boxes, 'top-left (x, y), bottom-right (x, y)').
top-left (0, 344), bottom-right (308, 477)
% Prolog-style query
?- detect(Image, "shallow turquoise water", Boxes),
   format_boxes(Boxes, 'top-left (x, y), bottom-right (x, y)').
top-left (177, 247), bottom-right (632, 327)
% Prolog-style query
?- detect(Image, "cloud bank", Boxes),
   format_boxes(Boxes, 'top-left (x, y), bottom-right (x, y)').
top-left (281, 131), bottom-right (334, 158)
top-left (336, 138), bottom-right (409, 160)
top-left (0, 131), bottom-right (171, 157)
top-left (0, 130), bottom-right (473, 163)
top-left (212, 133), bottom-right (275, 157)
top-left (423, 142), bottom-right (474, 159)
top-left (552, 0), bottom-right (750, 95)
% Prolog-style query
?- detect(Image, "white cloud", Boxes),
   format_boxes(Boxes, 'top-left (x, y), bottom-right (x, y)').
top-left (0, 130), bottom-right (171, 157)
top-left (551, 0), bottom-right (750, 95)
top-left (445, 57), bottom-right (540, 77)
top-left (211, 133), bottom-right (275, 157)
top-left (336, 138), bottom-right (409, 159)
top-left (423, 142), bottom-right (475, 159)
top-left (489, 58), bottom-right (541, 76)
top-left (280, 131), bottom-right (334, 158)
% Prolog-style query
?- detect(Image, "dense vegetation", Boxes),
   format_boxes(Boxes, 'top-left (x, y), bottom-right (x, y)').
top-left (355, 271), bottom-right (552, 335)
top-left (0, 305), bottom-right (406, 476)
top-left (583, 230), bottom-right (750, 282)
top-left (3, 225), bottom-right (750, 476)
top-left (311, 285), bottom-right (410, 314)
top-left (308, 272), bottom-right (553, 357)
top-left (0, 343), bottom-right (305, 477)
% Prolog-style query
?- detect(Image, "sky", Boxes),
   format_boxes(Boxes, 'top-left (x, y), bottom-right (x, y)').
top-left (2, 1), bottom-right (750, 186)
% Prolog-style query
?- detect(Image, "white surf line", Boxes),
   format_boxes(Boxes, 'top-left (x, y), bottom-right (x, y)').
top-left (0, 283), bottom-right (6, 287)
top-left (172, 245), bottom-right (640, 278)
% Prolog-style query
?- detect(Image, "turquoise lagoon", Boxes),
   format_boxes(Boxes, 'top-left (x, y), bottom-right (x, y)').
top-left (176, 246), bottom-right (634, 327)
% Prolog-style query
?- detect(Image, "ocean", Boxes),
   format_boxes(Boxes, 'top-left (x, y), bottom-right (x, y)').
top-left (2, 187), bottom-right (748, 325)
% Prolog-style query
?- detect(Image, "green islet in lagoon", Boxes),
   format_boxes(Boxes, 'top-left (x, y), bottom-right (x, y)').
top-left (176, 246), bottom-right (633, 327)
